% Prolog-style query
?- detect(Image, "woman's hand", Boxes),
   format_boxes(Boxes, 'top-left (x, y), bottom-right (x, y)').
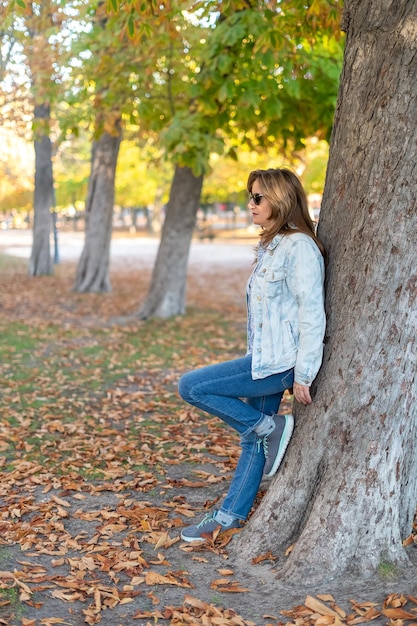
top-left (293, 382), bottom-right (312, 405)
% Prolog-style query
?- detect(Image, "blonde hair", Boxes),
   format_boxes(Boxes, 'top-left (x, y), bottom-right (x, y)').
top-left (247, 168), bottom-right (326, 258)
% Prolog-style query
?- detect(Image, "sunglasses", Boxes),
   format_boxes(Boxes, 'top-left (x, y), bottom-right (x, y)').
top-left (249, 193), bottom-right (264, 206)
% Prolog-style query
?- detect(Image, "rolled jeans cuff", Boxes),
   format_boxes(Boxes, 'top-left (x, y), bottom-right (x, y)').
top-left (241, 412), bottom-right (267, 440)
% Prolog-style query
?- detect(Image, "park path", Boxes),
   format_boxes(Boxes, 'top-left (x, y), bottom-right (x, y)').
top-left (0, 229), bottom-right (255, 270)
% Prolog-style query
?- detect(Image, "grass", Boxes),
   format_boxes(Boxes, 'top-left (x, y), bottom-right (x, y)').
top-left (0, 548), bottom-right (26, 622)
top-left (1, 315), bottom-right (243, 390)
top-left (0, 251), bottom-right (26, 270)
top-left (0, 264), bottom-right (246, 478)
top-left (0, 587), bottom-right (25, 620)
top-left (378, 561), bottom-right (399, 579)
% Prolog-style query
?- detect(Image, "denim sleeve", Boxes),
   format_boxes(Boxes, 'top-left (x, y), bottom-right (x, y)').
top-left (286, 237), bottom-right (326, 385)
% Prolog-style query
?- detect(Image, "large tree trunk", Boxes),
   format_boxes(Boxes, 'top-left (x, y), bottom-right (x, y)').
top-left (29, 103), bottom-right (53, 277)
top-left (74, 122), bottom-right (121, 293)
top-left (138, 165), bottom-right (203, 319)
top-left (234, 0), bottom-right (417, 584)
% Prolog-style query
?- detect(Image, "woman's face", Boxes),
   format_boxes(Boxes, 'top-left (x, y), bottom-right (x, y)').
top-left (248, 179), bottom-right (273, 228)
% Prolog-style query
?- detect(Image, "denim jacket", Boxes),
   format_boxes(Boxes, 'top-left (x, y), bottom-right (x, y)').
top-left (247, 232), bottom-right (325, 385)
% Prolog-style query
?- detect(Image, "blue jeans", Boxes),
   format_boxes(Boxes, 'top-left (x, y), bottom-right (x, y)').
top-left (178, 355), bottom-right (294, 520)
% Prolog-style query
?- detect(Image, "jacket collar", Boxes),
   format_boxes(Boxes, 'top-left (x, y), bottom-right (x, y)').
top-left (266, 234), bottom-right (285, 251)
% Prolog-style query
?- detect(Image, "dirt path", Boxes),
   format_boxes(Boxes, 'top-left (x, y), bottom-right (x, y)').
top-left (2, 462), bottom-right (417, 626)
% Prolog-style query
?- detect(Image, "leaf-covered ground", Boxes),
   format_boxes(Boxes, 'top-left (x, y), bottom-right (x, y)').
top-left (0, 250), bottom-right (416, 626)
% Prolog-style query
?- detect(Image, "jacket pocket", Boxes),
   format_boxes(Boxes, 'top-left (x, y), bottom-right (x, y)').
top-left (283, 320), bottom-right (297, 353)
top-left (264, 269), bottom-right (286, 298)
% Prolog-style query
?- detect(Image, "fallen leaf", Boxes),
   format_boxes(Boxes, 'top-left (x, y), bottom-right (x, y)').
top-left (145, 571), bottom-right (193, 588)
top-left (305, 595), bottom-right (341, 617)
top-left (211, 578), bottom-right (250, 593)
top-left (252, 552), bottom-right (276, 564)
top-left (383, 608), bottom-right (417, 620)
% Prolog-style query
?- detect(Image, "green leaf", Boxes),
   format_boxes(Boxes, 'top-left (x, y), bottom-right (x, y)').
top-left (226, 147), bottom-right (238, 161)
top-left (198, 99), bottom-right (219, 116)
top-left (217, 81), bottom-right (233, 104)
top-left (217, 55), bottom-right (233, 76)
top-left (107, 0), bottom-right (119, 13)
top-left (127, 14), bottom-right (135, 38)
top-left (269, 29), bottom-right (285, 51)
top-left (264, 98), bottom-right (283, 120)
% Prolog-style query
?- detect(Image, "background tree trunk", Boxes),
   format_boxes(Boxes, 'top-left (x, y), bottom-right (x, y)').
top-left (233, 0), bottom-right (417, 585)
top-left (74, 122), bottom-right (121, 293)
top-left (29, 103), bottom-right (53, 277)
top-left (138, 165), bottom-right (204, 319)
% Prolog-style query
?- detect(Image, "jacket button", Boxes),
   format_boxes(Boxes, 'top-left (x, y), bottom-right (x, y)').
top-left (257, 295), bottom-right (261, 301)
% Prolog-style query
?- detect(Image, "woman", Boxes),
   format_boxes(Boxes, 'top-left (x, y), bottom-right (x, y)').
top-left (178, 168), bottom-right (326, 542)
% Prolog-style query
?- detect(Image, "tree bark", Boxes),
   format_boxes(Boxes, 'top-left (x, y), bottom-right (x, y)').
top-left (234, 0), bottom-right (417, 584)
top-left (74, 121), bottom-right (121, 293)
top-left (138, 165), bottom-right (204, 319)
top-left (29, 103), bottom-right (53, 277)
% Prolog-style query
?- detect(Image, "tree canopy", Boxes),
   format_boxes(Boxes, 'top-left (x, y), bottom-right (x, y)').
top-left (0, 0), bottom-right (344, 213)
